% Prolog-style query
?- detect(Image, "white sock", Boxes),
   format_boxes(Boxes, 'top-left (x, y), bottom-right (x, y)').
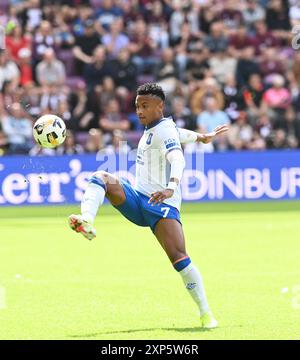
top-left (81, 181), bottom-right (106, 224)
top-left (179, 263), bottom-right (210, 316)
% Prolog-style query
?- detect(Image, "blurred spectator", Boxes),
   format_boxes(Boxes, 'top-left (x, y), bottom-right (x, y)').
top-left (73, 19), bottom-right (102, 75)
top-left (266, 0), bottom-right (291, 35)
top-left (190, 77), bottom-right (225, 115)
top-left (242, 0), bottom-right (266, 32)
top-left (252, 20), bottom-right (280, 55)
top-left (197, 96), bottom-right (230, 136)
top-left (32, 20), bottom-right (59, 63)
top-left (101, 130), bottom-right (131, 154)
top-left (259, 47), bottom-right (284, 77)
top-left (228, 111), bottom-right (253, 150)
top-left (36, 48), bottom-right (66, 86)
top-left (208, 50), bottom-right (237, 84)
top-left (95, 0), bottom-right (123, 31)
top-left (18, 48), bottom-right (33, 86)
top-left (5, 23), bottom-right (31, 63)
top-left (171, 96), bottom-right (197, 130)
top-left (83, 45), bottom-right (111, 90)
top-left (155, 47), bottom-right (180, 95)
top-left (0, 51), bottom-right (20, 91)
top-left (128, 19), bottom-right (157, 73)
top-left (243, 73), bottom-right (264, 121)
top-left (223, 73), bottom-right (246, 120)
top-left (274, 106), bottom-right (300, 148)
top-left (99, 98), bottom-right (130, 135)
top-left (112, 48), bottom-right (138, 92)
top-left (228, 25), bottom-right (255, 58)
top-left (185, 46), bottom-right (210, 82)
top-left (235, 46), bottom-right (260, 86)
top-left (69, 80), bottom-right (95, 131)
top-left (102, 18), bottom-right (129, 59)
top-left (85, 128), bottom-right (104, 153)
top-left (262, 74), bottom-right (291, 114)
top-left (0, 102), bottom-right (33, 154)
top-left (217, 0), bottom-right (243, 32)
top-left (204, 22), bottom-right (229, 53)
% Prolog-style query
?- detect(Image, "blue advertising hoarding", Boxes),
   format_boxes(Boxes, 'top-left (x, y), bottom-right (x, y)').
top-left (0, 150), bottom-right (299, 206)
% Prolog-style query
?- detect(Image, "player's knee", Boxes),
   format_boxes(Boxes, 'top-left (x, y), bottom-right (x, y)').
top-left (89, 171), bottom-right (110, 192)
top-left (92, 170), bottom-right (109, 182)
top-left (172, 254), bottom-right (191, 272)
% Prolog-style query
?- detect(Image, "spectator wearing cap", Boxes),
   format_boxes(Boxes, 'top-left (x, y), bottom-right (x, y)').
top-left (102, 18), bottom-right (129, 59)
top-left (203, 22), bottom-right (229, 53)
top-left (73, 19), bottom-right (102, 75)
top-left (36, 48), bottom-right (66, 87)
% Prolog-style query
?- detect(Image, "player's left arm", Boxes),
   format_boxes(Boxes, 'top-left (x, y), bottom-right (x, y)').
top-left (178, 124), bottom-right (229, 144)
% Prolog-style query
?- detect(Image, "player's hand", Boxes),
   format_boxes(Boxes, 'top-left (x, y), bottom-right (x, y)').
top-left (198, 124), bottom-right (229, 144)
top-left (149, 189), bottom-right (174, 205)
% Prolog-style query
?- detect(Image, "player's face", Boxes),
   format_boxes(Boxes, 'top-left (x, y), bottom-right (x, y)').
top-left (135, 95), bottom-right (163, 125)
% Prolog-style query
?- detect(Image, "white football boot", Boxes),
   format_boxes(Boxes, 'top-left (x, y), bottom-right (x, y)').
top-left (68, 214), bottom-right (96, 241)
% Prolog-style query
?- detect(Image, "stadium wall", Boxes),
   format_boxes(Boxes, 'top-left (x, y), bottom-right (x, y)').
top-left (0, 150), bottom-right (300, 206)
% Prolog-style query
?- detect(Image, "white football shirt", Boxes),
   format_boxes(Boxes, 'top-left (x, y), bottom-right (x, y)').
top-left (134, 117), bottom-right (183, 210)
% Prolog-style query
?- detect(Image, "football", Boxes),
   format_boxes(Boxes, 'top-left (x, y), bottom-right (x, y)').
top-left (33, 114), bottom-right (66, 148)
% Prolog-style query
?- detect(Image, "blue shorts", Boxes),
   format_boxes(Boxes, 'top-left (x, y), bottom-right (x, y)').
top-left (113, 181), bottom-right (181, 233)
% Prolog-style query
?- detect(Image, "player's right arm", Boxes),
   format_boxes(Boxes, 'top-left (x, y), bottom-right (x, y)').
top-left (178, 124), bottom-right (229, 145)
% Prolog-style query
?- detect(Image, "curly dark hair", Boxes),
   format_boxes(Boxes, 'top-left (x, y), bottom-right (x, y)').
top-left (136, 83), bottom-right (165, 102)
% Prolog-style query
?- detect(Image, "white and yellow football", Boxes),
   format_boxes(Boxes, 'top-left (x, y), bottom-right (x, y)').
top-left (33, 114), bottom-right (66, 149)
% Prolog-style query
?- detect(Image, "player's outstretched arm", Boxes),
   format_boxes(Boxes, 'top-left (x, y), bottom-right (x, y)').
top-left (149, 149), bottom-right (185, 205)
top-left (178, 125), bottom-right (229, 145)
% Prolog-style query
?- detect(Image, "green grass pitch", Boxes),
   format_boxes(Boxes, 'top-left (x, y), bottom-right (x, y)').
top-left (0, 201), bottom-right (300, 340)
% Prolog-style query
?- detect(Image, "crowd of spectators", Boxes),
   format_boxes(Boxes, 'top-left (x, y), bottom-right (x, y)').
top-left (0, 0), bottom-right (300, 156)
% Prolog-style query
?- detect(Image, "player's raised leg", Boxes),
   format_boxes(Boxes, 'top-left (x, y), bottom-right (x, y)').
top-left (69, 171), bottom-right (125, 240)
top-left (154, 218), bottom-right (218, 329)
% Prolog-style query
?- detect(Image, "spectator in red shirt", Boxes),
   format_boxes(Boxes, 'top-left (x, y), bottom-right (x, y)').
top-left (229, 25), bottom-right (254, 58)
top-left (251, 20), bottom-right (280, 55)
top-left (5, 24), bottom-right (31, 63)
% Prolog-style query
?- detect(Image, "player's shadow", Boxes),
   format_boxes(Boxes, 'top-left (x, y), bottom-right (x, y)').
top-left (69, 326), bottom-right (213, 338)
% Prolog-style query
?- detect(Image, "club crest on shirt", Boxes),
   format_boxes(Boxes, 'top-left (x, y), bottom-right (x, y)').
top-left (146, 133), bottom-right (153, 145)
